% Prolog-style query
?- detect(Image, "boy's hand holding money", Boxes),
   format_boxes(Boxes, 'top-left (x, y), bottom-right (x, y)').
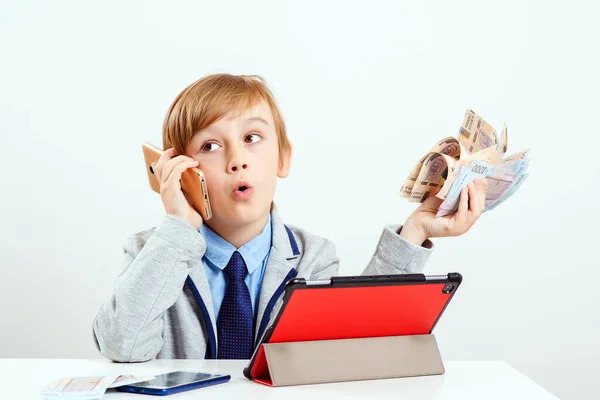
top-left (400, 178), bottom-right (487, 245)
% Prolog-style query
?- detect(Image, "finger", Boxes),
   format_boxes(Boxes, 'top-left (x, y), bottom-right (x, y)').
top-left (161, 156), bottom-right (196, 185)
top-left (474, 178), bottom-right (487, 192)
top-left (472, 178), bottom-right (486, 211)
top-left (162, 159), bottom-right (198, 194)
top-left (164, 159), bottom-right (199, 193)
top-left (458, 186), bottom-right (469, 217)
top-left (476, 179), bottom-right (488, 214)
top-left (466, 183), bottom-right (483, 227)
top-left (467, 182), bottom-right (481, 213)
top-left (154, 148), bottom-right (177, 182)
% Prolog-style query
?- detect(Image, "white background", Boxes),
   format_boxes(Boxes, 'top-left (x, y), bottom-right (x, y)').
top-left (1, 1), bottom-right (598, 399)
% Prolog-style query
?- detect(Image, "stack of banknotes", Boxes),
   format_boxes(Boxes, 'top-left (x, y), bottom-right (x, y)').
top-left (400, 109), bottom-right (530, 217)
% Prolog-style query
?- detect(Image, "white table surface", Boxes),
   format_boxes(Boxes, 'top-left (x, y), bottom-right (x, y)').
top-left (0, 359), bottom-right (558, 399)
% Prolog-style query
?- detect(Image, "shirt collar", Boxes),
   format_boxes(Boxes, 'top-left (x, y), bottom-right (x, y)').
top-left (200, 214), bottom-right (272, 273)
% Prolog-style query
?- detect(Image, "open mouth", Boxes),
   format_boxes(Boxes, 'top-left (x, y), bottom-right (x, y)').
top-left (233, 182), bottom-right (253, 194)
top-left (233, 183), bottom-right (254, 200)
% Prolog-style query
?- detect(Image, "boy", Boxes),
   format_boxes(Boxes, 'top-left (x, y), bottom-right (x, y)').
top-left (93, 74), bottom-right (487, 361)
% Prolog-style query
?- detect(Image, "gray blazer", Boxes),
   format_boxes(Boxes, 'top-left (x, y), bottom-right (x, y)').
top-left (93, 212), bottom-right (434, 362)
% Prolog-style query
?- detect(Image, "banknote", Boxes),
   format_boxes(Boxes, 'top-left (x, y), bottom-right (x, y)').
top-left (108, 375), bottom-right (156, 389)
top-left (401, 109), bottom-right (530, 216)
top-left (400, 137), bottom-right (463, 198)
top-left (415, 146), bottom-right (504, 202)
top-left (409, 152), bottom-right (458, 203)
top-left (486, 173), bottom-right (529, 211)
top-left (498, 124), bottom-right (508, 154)
top-left (41, 374), bottom-right (155, 399)
top-left (436, 159), bottom-right (494, 216)
top-left (41, 375), bottom-right (119, 399)
top-left (457, 109), bottom-right (500, 154)
top-left (400, 152), bottom-right (431, 198)
top-left (504, 148), bottom-right (530, 163)
top-left (483, 155), bottom-right (530, 210)
top-left (436, 156), bottom-right (530, 217)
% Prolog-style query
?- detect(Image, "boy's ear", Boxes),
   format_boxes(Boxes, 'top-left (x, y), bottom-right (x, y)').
top-left (277, 144), bottom-right (293, 178)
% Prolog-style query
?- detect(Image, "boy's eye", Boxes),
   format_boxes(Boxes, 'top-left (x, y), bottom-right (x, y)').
top-left (245, 132), bottom-right (262, 144)
top-left (200, 142), bottom-right (220, 152)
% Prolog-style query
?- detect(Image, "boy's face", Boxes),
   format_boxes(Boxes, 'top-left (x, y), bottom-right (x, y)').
top-left (185, 100), bottom-right (291, 228)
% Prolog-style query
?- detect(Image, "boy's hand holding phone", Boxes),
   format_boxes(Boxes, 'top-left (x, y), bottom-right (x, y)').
top-left (151, 148), bottom-right (205, 230)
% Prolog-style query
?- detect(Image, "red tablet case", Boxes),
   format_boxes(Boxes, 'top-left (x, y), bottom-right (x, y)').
top-left (247, 274), bottom-right (460, 386)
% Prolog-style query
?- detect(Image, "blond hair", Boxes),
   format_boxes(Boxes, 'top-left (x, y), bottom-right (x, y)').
top-left (162, 74), bottom-right (290, 167)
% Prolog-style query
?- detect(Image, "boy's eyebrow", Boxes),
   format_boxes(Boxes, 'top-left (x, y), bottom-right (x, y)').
top-left (244, 116), bottom-right (270, 126)
top-left (195, 116), bottom-right (271, 137)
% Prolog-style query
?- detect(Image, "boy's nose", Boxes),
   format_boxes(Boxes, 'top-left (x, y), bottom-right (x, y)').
top-left (227, 146), bottom-right (248, 173)
top-left (230, 163), bottom-right (247, 172)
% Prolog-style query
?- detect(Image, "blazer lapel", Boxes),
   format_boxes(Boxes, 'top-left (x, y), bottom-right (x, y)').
top-left (254, 211), bottom-right (300, 341)
top-left (187, 263), bottom-right (218, 349)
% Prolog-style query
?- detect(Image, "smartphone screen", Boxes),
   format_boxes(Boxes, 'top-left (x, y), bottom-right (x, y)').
top-left (130, 371), bottom-right (226, 390)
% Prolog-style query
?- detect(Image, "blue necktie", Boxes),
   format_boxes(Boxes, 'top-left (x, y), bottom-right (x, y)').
top-left (217, 251), bottom-right (254, 359)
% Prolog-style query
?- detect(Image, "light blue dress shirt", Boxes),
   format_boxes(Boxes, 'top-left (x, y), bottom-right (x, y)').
top-left (200, 215), bottom-right (272, 320)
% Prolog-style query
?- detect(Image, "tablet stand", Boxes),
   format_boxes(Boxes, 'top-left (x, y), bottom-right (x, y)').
top-left (252, 334), bottom-right (444, 387)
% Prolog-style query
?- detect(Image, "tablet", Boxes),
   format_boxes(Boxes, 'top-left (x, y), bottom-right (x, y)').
top-left (243, 272), bottom-right (462, 382)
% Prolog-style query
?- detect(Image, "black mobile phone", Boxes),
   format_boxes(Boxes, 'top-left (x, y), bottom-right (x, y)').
top-left (116, 370), bottom-right (230, 396)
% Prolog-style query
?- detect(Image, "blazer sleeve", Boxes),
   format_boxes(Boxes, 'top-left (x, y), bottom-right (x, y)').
top-left (307, 238), bottom-right (341, 280)
top-left (308, 225), bottom-right (434, 279)
top-left (92, 215), bottom-right (206, 362)
top-left (362, 225), bottom-right (434, 275)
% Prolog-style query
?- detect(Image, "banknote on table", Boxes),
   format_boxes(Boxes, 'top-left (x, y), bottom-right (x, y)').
top-left (40, 374), bottom-right (155, 399)
top-left (400, 108), bottom-right (530, 216)
top-left (108, 375), bottom-right (156, 389)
